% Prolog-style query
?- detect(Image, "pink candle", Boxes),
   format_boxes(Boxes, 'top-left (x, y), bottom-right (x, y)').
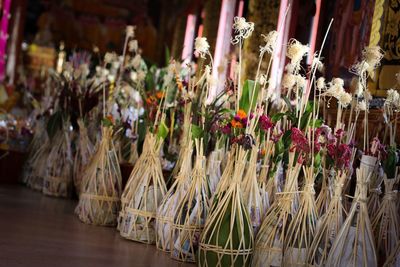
top-left (0, 0), bottom-right (12, 82)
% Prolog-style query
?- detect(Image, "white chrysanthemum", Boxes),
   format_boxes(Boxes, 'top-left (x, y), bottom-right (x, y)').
top-left (357, 100), bottom-right (367, 111)
top-left (338, 92), bottom-right (352, 107)
top-left (282, 73), bottom-right (296, 89)
top-left (260, 30), bottom-right (278, 54)
top-left (126, 25), bottom-right (135, 38)
top-left (287, 39), bottom-right (309, 67)
top-left (128, 40), bottom-right (138, 52)
top-left (363, 46), bottom-right (384, 70)
top-left (332, 77), bottom-right (344, 87)
top-left (324, 78), bottom-right (345, 98)
top-left (194, 37), bottom-right (210, 58)
top-left (231, 16), bottom-right (254, 44)
top-left (316, 77), bottom-right (325, 91)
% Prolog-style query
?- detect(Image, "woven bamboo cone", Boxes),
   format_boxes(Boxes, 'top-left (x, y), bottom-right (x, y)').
top-left (372, 175), bottom-right (399, 261)
top-left (367, 171), bottom-right (383, 220)
top-left (383, 240), bottom-right (400, 267)
top-left (207, 148), bottom-right (223, 195)
top-left (315, 167), bottom-right (333, 216)
top-left (43, 129), bottom-right (73, 197)
top-left (26, 138), bottom-right (51, 191)
top-left (242, 144), bottom-right (264, 235)
top-left (307, 170), bottom-right (347, 266)
top-left (73, 119), bottom-right (94, 196)
top-left (198, 146), bottom-right (254, 267)
top-left (257, 139), bottom-right (274, 210)
top-left (326, 162), bottom-right (378, 267)
top-left (283, 165), bottom-right (318, 266)
top-left (75, 126), bottom-right (122, 226)
top-left (252, 151), bottom-right (302, 267)
top-left (155, 139), bottom-right (193, 252)
top-left (119, 133), bottom-right (167, 244)
top-left (171, 139), bottom-right (210, 262)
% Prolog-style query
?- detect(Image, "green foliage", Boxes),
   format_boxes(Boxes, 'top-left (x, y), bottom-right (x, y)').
top-left (239, 80), bottom-right (259, 113)
top-left (383, 147), bottom-right (397, 178)
top-left (191, 124), bottom-right (204, 139)
top-left (156, 121), bottom-right (169, 140)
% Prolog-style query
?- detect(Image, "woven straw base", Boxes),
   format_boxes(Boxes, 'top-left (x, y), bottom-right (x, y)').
top-left (120, 207), bottom-right (156, 244)
top-left (76, 193), bottom-right (120, 226)
top-left (42, 176), bottom-right (70, 197)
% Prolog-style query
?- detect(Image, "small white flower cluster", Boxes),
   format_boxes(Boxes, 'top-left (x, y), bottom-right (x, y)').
top-left (281, 73), bottom-right (306, 90)
top-left (286, 39), bottom-right (309, 71)
top-left (126, 25), bottom-right (136, 38)
top-left (323, 78), bottom-right (352, 107)
top-left (259, 30), bottom-right (278, 55)
top-left (351, 46), bottom-right (384, 78)
top-left (194, 37), bottom-right (210, 58)
top-left (356, 100), bottom-right (367, 111)
top-left (62, 62), bottom-right (90, 81)
top-left (231, 17), bottom-right (254, 45)
top-left (385, 89), bottom-right (400, 109)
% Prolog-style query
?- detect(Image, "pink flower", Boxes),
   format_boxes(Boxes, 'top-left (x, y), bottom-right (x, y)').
top-left (291, 127), bottom-right (310, 153)
top-left (259, 115), bottom-right (274, 131)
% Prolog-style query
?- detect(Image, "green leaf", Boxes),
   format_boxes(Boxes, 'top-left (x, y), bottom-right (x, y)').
top-left (165, 46), bottom-right (170, 66)
top-left (101, 117), bottom-right (113, 128)
top-left (383, 147), bottom-right (397, 178)
top-left (157, 121), bottom-right (169, 140)
top-left (300, 102), bottom-right (314, 130)
top-left (239, 80), bottom-right (260, 113)
top-left (47, 111), bottom-right (62, 139)
top-left (191, 124), bottom-right (204, 139)
top-left (310, 118), bottom-right (323, 128)
top-left (271, 112), bottom-right (285, 123)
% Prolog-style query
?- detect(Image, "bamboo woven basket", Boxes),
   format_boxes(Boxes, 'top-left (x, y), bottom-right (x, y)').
top-left (73, 119), bottom-right (94, 196)
top-left (252, 151), bottom-right (302, 267)
top-left (383, 240), bottom-right (400, 267)
top-left (242, 145), bottom-right (265, 235)
top-left (372, 175), bottom-right (399, 261)
top-left (171, 139), bottom-right (210, 262)
top-left (119, 133), bottom-right (167, 244)
top-left (307, 171), bottom-right (347, 266)
top-left (326, 157), bottom-right (378, 267)
top-left (75, 126), bottom-right (122, 226)
top-left (198, 146), bottom-right (254, 267)
top-left (206, 149), bottom-right (222, 195)
top-left (283, 166), bottom-right (319, 266)
top-left (155, 140), bottom-right (193, 252)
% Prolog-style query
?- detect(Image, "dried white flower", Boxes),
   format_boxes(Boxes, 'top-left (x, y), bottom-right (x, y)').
top-left (357, 100), bottom-right (367, 111)
top-left (338, 92), bottom-right (352, 107)
top-left (332, 77), bottom-right (344, 87)
top-left (260, 31), bottom-right (278, 54)
top-left (131, 54), bottom-right (142, 69)
top-left (126, 25), bottom-right (135, 38)
top-left (112, 61), bottom-right (120, 70)
top-left (194, 37), bottom-right (210, 58)
top-left (363, 46), bottom-right (384, 70)
top-left (104, 52), bottom-right (116, 64)
top-left (316, 77), bottom-right (325, 91)
top-left (231, 17), bottom-right (254, 44)
top-left (312, 55), bottom-right (324, 72)
top-left (287, 39), bottom-right (309, 68)
top-left (259, 74), bottom-right (268, 86)
top-left (386, 89), bottom-right (400, 108)
top-left (282, 73), bottom-right (296, 89)
top-left (295, 74), bottom-right (307, 89)
top-left (128, 40), bottom-right (138, 52)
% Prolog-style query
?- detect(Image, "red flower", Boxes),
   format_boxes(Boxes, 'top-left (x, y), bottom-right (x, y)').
top-left (291, 127), bottom-right (310, 153)
top-left (259, 115), bottom-right (274, 131)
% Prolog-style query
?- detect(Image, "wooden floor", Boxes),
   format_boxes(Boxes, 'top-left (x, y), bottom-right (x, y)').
top-left (0, 185), bottom-right (193, 267)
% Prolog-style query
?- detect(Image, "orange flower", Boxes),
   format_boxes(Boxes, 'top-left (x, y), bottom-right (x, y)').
top-left (106, 114), bottom-right (114, 124)
top-left (231, 119), bottom-right (243, 128)
top-left (156, 91), bottom-right (165, 99)
top-left (237, 109), bottom-right (247, 119)
top-left (260, 149), bottom-right (266, 156)
top-left (146, 95), bottom-right (157, 105)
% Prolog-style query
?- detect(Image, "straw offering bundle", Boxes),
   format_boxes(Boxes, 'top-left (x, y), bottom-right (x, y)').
top-left (308, 171), bottom-right (347, 266)
top-left (76, 126), bottom-right (122, 226)
top-left (26, 139), bottom-right (51, 191)
top-left (315, 167), bottom-right (333, 216)
top-left (156, 140), bottom-right (193, 251)
top-left (43, 129), bottom-right (73, 197)
top-left (383, 241), bottom-right (400, 267)
top-left (73, 119), bottom-right (94, 196)
top-left (283, 166), bottom-right (318, 266)
top-left (242, 145), bottom-right (264, 235)
top-left (252, 151), bottom-right (302, 267)
top-left (119, 133), bottom-right (167, 244)
top-left (171, 139), bottom-right (210, 262)
top-left (326, 163), bottom-right (377, 267)
top-left (372, 176), bottom-right (399, 260)
top-left (368, 170), bottom-right (383, 220)
top-left (198, 147), bottom-right (253, 267)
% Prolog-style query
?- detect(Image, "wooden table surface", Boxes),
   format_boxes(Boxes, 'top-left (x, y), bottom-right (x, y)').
top-left (0, 185), bottom-right (193, 267)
